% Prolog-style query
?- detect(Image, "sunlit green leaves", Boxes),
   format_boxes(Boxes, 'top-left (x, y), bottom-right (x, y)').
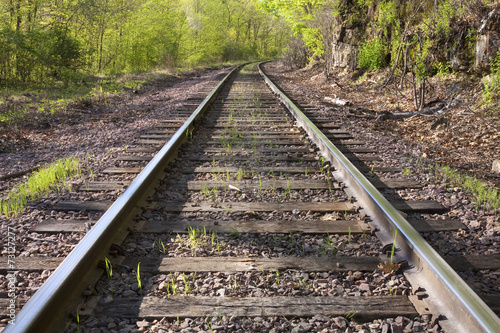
top-left (0, 158), bottom-right (82, 218)
top-left (0, 0), bottom-right (290, 82)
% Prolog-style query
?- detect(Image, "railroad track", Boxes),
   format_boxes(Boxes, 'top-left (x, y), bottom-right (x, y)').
top-left (2, 64), bottom-right (500, 332)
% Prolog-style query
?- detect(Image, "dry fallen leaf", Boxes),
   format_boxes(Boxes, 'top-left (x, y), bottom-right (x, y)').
top-left (378, 261), bottom-right (401, 274)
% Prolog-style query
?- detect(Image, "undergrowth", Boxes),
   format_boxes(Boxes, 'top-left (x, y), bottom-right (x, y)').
top-left (0, 157), bottom-right (82, 217)
top-left (432, 163), bottom-right (499, 214)
top-left (358, 37), bottom-right (386, 71)
top-left (0, 74), bottom-right (148, 124)
top-left (482, 51), bottom-right (500, 112)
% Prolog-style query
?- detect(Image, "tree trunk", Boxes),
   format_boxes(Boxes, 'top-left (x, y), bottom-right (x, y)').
top-left (98, 23), bottom-right (105, 72)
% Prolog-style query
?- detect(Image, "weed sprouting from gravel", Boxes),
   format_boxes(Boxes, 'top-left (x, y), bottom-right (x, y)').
top-left (321, 234), bottom-right (338, 255)
top-left (104, 257), bottom-right (113, 280)
top-left (153, 239), bottom-right (166, 254)
top-left (136, 262), bottom-right (142, 291)
top-left (432, 163), bottom-right (499, 214)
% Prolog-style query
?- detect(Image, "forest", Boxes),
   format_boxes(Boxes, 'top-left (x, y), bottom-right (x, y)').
top-left (2, 0), bottom-right (500, 79)
top-left (0, 0), bottom-right (290, 83)
top-left (1, 0), bottom-right (500, 110)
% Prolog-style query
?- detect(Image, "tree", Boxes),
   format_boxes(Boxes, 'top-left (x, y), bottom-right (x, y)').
top-left (0, 0), bottom-right (290, 82)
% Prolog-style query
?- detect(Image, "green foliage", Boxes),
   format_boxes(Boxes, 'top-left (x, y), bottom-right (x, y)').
top-left (357, 0), bottom-right (375, 7)
top-left (0, 0), bottom-right (289, 83)
top-left (434, 0), bottom-right (462, 37)
top-left (113, 0), bottom-right (186, 72)
top-left (136, 262), bottom-right (142, 290)
top-left (433, 163), bottom-right (499, 213)
top-left (377, 0), bottom-right (398, 30)
top-left (482, 52), bottom-right (500, 109)
top-left (408, 33), bottom-right (433, 82)
top-left (299, 27), bottom-right (324, 61)
top-left (0, 158), bottom-right (82, 217)
top-left (0, 27), bottom-right (84, 83)
top-left (358, 37), bottom-right (386, 70)
top-left (42, 27), bottom-right (85, 76)
top-left (260, 0), bottom-right (326, 64)
top-left (435, 62), bottom-right (451, 76)
top-left (0, 74), bottom-right (148, 124)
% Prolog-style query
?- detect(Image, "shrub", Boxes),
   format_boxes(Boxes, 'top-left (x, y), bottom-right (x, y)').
top-left (482, 52), bottom-right (500, 109)
top-left (358, 37), bottom-right (386, 70)
top-left (282, 37), bottom-right (308, 69)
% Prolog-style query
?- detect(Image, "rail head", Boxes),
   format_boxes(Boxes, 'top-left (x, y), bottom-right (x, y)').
top-left (3, 65), bottom-right (242, 333)
top-left (258, 62), bottom-right (500, 333)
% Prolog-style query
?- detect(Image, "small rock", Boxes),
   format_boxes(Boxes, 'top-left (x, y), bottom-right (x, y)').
top-left (299, 322), bottom-right (312, 330)
top-left (86, 319), bottom-right (99, 327)
top-left (351, 271), bottom-right (363, 281)
top-left (103, 295), bottom-right (114, 304)
top-left (82, 289), bottom-right (93, 296)
top-left (492, 160), bottom-right (500, 174)
top-left (253, 289), bottom-right (263, 297)
top-left (469, 220), bottom-right (481, 228)
top-left (136, 319), bottom-right (150, 328)
top-left (358, 283), bottom-right (371, 292)
top-left (142, 210), bottom-right (153, 219)
top-left (332, 317), bottom-right (347, 329)
top-left (312, 314), bottom-right (330, 322)
top-left (122, 290), bottom-right (137, 297)
top-left (158, 281), bottom-right (169, 292)
top-left (413, 321), bottom-right (424, 332)
top-left (391, 323), bottom-right (403, 333)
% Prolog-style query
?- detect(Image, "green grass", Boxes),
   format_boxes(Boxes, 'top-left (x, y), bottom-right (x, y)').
top-left (104, 257), bottom-right (113, 280)
top-left (136, 262), bottom-right (142, 291)
top-left (0, 157), bottom-right (82, 217)
top-left (482, 52), bottom-right (500, 112)
top-left (181, 273), bottom-right (193, 294)
top-left (153, 239), bottom-right (166, 254)
top-left (358, 37), bottom-right (386, 71)
top-left (0, 74), bottom-right (148, 124)
top-left (432, 163), bottom-right (499, 213)
top-left (390, 230), bottom-right (397, 265)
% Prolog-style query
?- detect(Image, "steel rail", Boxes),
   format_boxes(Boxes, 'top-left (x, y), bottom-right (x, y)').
top-left (4, 65), bottom-right (241, 333)
top-left (258, 63), bottom-right (500, 333)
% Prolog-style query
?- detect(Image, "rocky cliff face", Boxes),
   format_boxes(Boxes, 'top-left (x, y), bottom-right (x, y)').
top-left (331, 25), bottom-right (360, 73)
top-left (475, 9), bottom-right (500, 71)
top-left (476, 29), bottom-right (500, 72)
top-left (327, 2), bottom-right (500, 74)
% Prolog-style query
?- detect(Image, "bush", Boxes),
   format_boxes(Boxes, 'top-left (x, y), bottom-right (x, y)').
top-left (358, 37), bottom-right (386, 70)
top-left (0, 27), bottom-right (84, 83)
top-left (42, 26), bottom-right (84, 77)
top-left (282, 37), bottom-right (308, 69)
top-left (482, 52), bottom-right (500, 108)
